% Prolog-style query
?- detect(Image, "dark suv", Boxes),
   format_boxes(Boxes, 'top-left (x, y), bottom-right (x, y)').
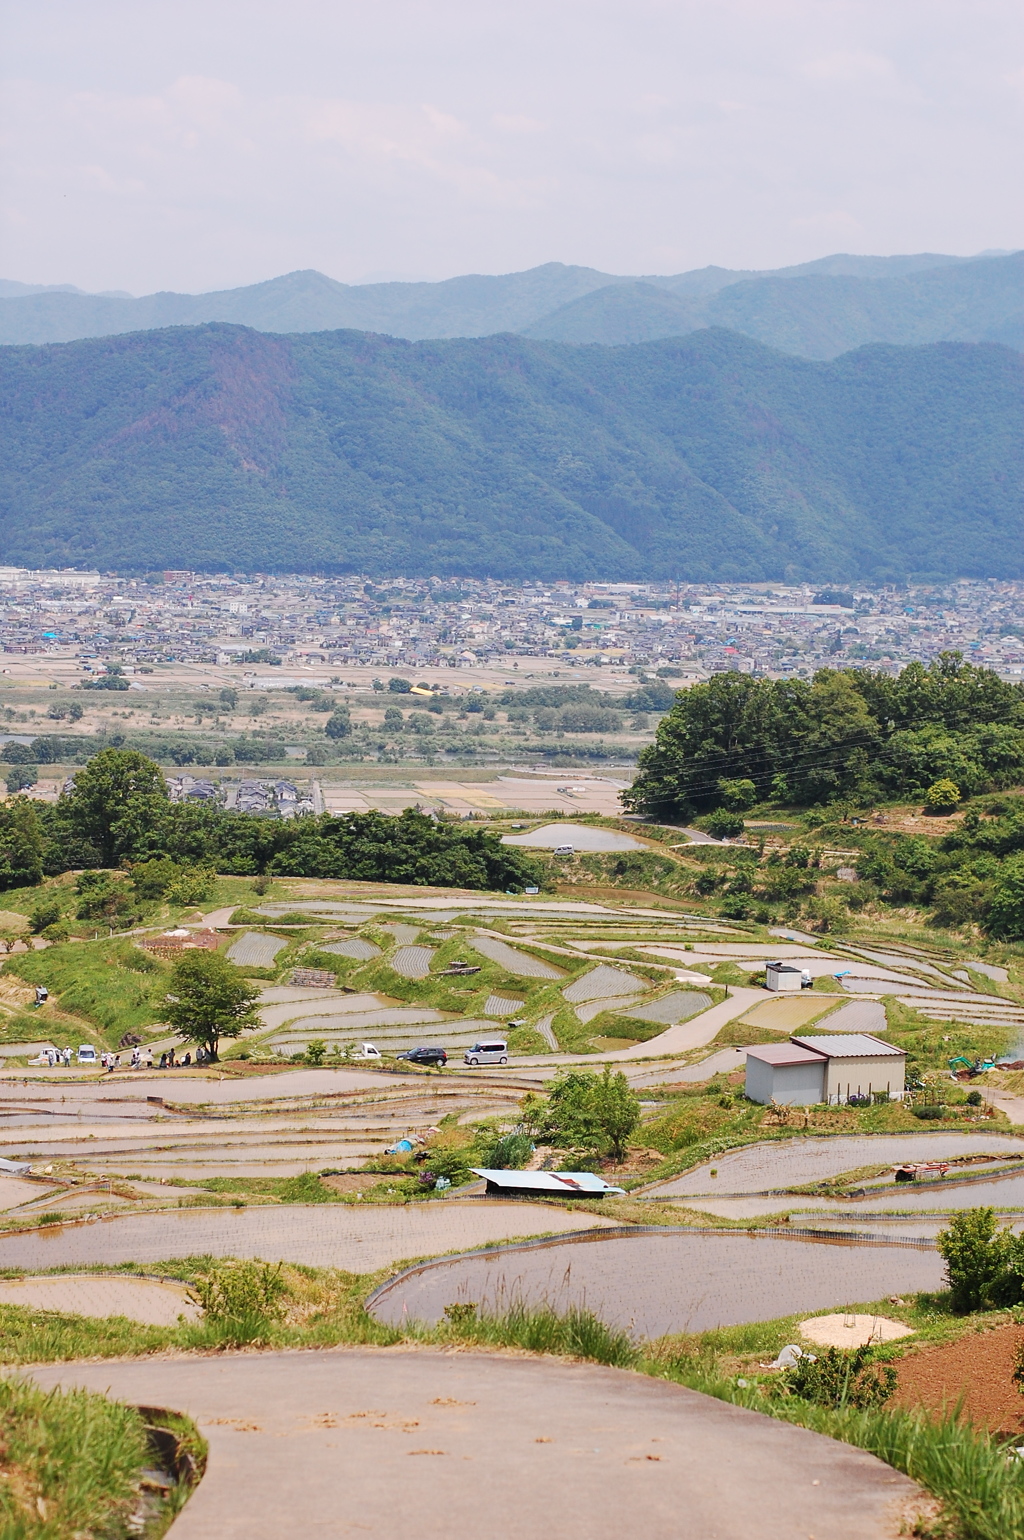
top-left (397, 1046), bottom-right (448, 1066)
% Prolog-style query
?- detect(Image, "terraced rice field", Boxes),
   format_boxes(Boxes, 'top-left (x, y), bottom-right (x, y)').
top-left (648, 1133), bottom-right (1024, 1197)
top-left (482, 996), bottom-right (524, 1017)
top-left (321, 938), bottom-right (381, 960)
top-left (0, 1273), bottom-right (200, 1323)
top-left (738, 995), bottom-right (840, 1031)
top-left (0, 1201), bottom-right (616, 1272)
top-left (380, 924), bottom-right (422, 945)
top-left (390, 946), bottom-right (435, 978)
top-left (562, 965), bottom-right (647, 1004)
top-left (628, 991), bottom-right (713, 1025)
top-left (470, 938), bottom-right (564, 978)
top-left (227, 933), bottom-right (288, 967)
top-left (369, 1229), bottom-right (945, 1337)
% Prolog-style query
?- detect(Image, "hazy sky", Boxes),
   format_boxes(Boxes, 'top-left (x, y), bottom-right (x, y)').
top-left (2, 0), bottom-right (1022, 294)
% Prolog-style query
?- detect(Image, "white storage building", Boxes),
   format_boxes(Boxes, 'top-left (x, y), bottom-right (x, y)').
top-left (744, 1041), bottom-right (828, 1105)
top-left (792, 1033), bottom-right (907, 1104)
top-left (745, 1033), bottom-right (906, 1106)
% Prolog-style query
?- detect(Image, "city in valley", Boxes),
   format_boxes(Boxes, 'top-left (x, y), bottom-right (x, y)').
top-left (3, 566), bottom-right (1024, 816)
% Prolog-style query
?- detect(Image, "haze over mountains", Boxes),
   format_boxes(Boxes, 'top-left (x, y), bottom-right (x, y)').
top-left (2, 250), bottom-right (1022, 359)
top-left (2, 322), bottom-right (1021, 582)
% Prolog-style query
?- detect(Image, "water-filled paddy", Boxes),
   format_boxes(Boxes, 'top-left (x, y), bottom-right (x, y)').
top-left (501, 823), bottom-right (646, 852)
top-left (369, 1228), bottom-right (944, 1337)
top-left (0, 1202), bottom-right (614, 1273)
top-left (647, 1134), bottom-right (1024, 1197)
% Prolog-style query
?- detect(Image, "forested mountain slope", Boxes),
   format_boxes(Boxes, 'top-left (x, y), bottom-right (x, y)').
top-left (1, 251), bottom-right (1017, 354)
top-left (1, 323), bottom-right (1021, 580)
top-left (524, 252), bottom-right (1024, 355)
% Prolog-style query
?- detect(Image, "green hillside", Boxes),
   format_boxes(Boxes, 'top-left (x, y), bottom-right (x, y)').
top-left (1, 323), bottom-right (1021, 581)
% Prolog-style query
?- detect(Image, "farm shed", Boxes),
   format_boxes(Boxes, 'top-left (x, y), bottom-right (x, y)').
top-left (791, 1033), bottom-right (907, 1104)
top-left (744, 1043), bottom-right (828, 1106)
top-left (746, 1033), bottom-right (906, 1105)
top-left (471, 1169), bottom-right (626, 1198)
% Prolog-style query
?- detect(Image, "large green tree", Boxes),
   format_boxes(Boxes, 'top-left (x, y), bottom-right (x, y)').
top-left (0, 797), bottom-right (44, 891)
top-left (535, 1067), bottom-right (641, 1162)
top-left (163, 950), bottom-right (260, 1061)
top-left (59, 748), bottom-right (169, 867)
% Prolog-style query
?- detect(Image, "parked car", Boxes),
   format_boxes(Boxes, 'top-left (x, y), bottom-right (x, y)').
top-left (76, 1045), bottom-right (97, 1064)
top-left (463, 1039), bottom-right (508, 1066)
top-left (350, 1043), bottom-right (382, 1060)
top-left (397, 1046), bottom-right (447, 1066)
top-left (553, 844), bottom-right (575, 856)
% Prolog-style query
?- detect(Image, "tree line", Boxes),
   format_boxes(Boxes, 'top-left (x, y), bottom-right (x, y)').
top-left (625, 655), bottom-right (1024, 819)
top-left (0, 749), bottom-right (543, 896)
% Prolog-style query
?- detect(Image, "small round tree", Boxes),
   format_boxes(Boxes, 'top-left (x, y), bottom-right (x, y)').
top-left (163, 950), bottom-right (260, 1061)
top-left (924, 778), bottom-right (961, 814)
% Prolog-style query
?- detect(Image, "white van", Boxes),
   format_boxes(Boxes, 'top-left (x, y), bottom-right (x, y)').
top-left (464, 1040), bottom-right (508, 1067)
top-left (351, 1043), bottom-right (381, 1060)
top-left (76, 1045), bottom-right (97, 1064)
top-left (553, 844), bottom-right (574, 856)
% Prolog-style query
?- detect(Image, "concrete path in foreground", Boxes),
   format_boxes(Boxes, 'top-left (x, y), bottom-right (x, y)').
top-left (31, 1349), bottom-right (922, 1540)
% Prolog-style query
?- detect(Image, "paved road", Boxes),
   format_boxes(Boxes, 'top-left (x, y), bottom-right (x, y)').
top-left (510, 987), bottom-right (765, 1071)
top-left (30, 1349), bottom-right (923, 1540)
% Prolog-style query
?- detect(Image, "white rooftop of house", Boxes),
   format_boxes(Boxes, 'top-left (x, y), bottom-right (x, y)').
top-left (471, 1169), bottom-right (626, 1196)
top-left (790, 1034), bottom-right (906, 1059)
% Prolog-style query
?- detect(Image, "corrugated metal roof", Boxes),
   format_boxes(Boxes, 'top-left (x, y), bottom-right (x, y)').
top-left (791, 1033), bottom-right (905, 1058)
top-left (471, 1168), bottom-right (626, 1195)
top-left (745, 1044), bottom-right (827, 1067)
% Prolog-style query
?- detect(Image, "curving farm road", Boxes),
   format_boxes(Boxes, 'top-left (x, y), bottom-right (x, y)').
top-left (29, 1349), bottom-right (924, 1540)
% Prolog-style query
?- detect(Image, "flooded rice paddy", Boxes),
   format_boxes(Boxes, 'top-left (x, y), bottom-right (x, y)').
top-left (0, 1202), bottom-right (614, 1273)
top-left (369, 1228), bottom-right (945, 1338)
top-left (649, 1134), bottom-right (1024, 1197)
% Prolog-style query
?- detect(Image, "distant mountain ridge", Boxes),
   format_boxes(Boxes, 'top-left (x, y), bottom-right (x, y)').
top-left (1, 322), bottom-right (1021, 581)
top-left (2, 250), bottom-right (1021, 358)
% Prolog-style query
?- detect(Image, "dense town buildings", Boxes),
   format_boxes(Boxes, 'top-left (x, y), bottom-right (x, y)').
top-left (0, 568), bottom-right (1022, 683)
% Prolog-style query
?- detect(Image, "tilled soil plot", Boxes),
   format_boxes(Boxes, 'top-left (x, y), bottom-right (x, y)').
top-left (894, 1323), bottom-right (1024, 1436)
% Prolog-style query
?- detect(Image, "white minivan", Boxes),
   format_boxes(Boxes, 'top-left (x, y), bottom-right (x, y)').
top-left (76, 1045), bottom-right (97, 1065)
top-left (463, 1039), bottom-right (508, 1067)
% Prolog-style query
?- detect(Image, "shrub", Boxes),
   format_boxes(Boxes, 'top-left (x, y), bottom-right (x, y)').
top-left (165, 867), bottom-right (216, 905)
top-left (924, 778), bottom-right (961, 813)
top-left (189, 1261), bottom-right (287, 1345)
top-left (130, 857), bottom-right (181, 900)
top-left (718, 777), bottom-right (757, 811)
top-left (305, 1039), bottom-right (327, 1066)
top-left (936, 1207), bottom-right (1024, 1312)
top-left (325, 711), bottom-right (351, 739)
top-left (478, 1130), bottom-right (534, 1169)
top-left (536, 1067), bottom-right (641, 1160)
top-left (29, 896), bottom-right (63, 933)
top-left (966, 1090), bottom-right (983, 1106)
top-left (912, 1105), bottom-right (946, 1120)
top-left (700, 808), bottom-right (745, 839)
top-left (783, 1346), bottom-right (897, 1410)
